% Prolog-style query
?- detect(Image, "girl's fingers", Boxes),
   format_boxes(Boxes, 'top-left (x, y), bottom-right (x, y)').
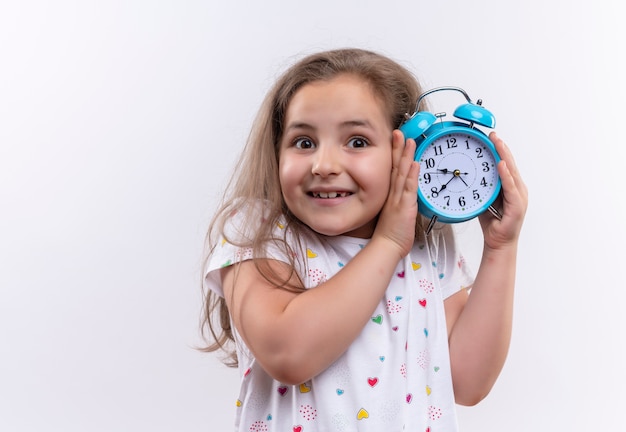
top-left (390, 132), bottom-right (417, 201)
top-left (403, 139), bottom-right (419, 192)
top-left (485, 133), bottom-right (528, 235)
top-left (398, 137), bottom-right (416, 178)
top-left (491, 132), bottom-right (525, 190)
top-left (391, 130), bottom-right (405, 171)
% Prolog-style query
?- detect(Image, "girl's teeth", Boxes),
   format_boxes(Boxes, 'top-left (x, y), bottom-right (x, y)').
top-left (316, 192), bottom-right (347, 198)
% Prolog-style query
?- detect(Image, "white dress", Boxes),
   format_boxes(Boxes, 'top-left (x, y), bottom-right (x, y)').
top-left (205, 207), bottom-right (474, 432)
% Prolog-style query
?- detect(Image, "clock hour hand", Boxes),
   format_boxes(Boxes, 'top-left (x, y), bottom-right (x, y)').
top-left (437, 168), bottom-right (453, 175)
top-left (435, 175), bottom-right (456, 193)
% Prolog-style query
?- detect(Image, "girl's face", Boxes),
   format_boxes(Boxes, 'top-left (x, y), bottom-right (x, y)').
top-left (278, 74), bottom-right (393, 238)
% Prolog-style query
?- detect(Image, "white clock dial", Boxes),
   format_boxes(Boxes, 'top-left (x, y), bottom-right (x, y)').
top-left (418, 132), bottom-right (499, 216)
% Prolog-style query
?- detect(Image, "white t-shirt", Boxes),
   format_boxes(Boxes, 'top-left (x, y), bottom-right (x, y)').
top-left (205, 207), bottom-right (474, 432)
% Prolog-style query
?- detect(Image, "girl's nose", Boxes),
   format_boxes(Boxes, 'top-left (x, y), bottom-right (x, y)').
top-left (311, 144), bottom-right (341, 177)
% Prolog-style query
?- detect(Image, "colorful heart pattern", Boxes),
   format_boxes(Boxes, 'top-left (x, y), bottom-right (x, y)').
top-left (299, 404), bottom-right (317, 421)
top-left (308, 268), bottom-right (327, 286)
top-left (386, 300), bottom-right (402, 314)
top-left (249, 420), bottom-right (269, 432)
top-left (214, 211), bottom-right (463, 430)
top-left (428, 405), bottom-right (443, 420)
top-left (356, 408), bottom-right (369, 420)
top-left (419, 279), bottom-right (435, 293)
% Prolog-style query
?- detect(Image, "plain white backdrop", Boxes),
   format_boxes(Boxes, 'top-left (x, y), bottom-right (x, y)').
top-left (1, 1), bottom-right (623, 431)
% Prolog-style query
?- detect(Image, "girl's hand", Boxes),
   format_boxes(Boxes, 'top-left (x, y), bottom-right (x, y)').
top-left (373, 129), bottom-right (420, 259)
top-left (478, 132), bottom-right (528, 251)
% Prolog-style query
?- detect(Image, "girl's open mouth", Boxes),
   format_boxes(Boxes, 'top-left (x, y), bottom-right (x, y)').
top-left (309, 191), bottom-right (352, 199)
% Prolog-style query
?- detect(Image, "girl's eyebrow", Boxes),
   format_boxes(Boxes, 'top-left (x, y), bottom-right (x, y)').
top-left (339, 119), bottom-right (374, 129)
top-left (283, 122), bottom-right (314, 133)
top-left (284, 119), bottom-right (374, 132)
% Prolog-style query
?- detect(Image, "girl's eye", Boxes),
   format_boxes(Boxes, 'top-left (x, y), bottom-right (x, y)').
top-left (294, 137), bottom-right (315, 149)
top-left (347, 137), bottom-right (369, 148)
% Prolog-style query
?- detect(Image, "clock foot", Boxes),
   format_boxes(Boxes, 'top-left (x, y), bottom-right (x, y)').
top-left (425, 215), bottom-right (438, 236)
top-left (487, 205), bottom-right (503, 220)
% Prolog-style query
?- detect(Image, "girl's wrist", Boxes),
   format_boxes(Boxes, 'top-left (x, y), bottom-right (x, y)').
top-left (481, 240), bottom-right (518, 263)
top-left (368, 234), bottom-right (409, 263)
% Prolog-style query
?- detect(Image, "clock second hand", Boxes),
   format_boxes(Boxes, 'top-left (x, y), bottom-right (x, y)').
top-left (434, 168), bottom-right (468, 177)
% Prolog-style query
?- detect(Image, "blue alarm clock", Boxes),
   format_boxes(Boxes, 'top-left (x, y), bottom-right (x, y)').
top-left (400, 87), bottom-right (502, 233)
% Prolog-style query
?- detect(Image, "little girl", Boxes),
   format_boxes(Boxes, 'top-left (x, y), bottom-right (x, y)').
top-left (202, 48), bottom-right (527, 431)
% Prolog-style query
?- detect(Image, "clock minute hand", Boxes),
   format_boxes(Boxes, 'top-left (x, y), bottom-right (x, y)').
top-left (452, 169), bottom-right (470, 187)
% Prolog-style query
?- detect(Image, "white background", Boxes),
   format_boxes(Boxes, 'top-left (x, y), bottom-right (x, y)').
top-left (1, 1), bottom-right (624, 431)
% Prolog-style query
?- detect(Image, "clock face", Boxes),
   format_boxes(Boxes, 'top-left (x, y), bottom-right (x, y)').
top-left (417, 130), bottom-right (500, 219)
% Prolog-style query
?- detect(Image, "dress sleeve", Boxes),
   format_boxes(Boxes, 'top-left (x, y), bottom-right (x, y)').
top-left (429, 224), bottom-right (475, 299)
top-left (203, 206), bottom-right (291, 298)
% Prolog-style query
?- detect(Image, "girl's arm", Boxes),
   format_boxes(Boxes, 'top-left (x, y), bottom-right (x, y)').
top-left (222, 131), bottom-right (419, 385)
top-left (445, 132), bottom-right (528, 406)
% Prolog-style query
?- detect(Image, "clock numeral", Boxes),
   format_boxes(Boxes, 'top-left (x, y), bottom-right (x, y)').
top-left (425, 158), bottom-right (436, 169)
top-left (473, 189), bottom-right (480, 200)
top-left (423, 173), bottom-right (432, 184)
top-left (458, 196), bottom-right (466, 207)
top-left (465, 139), bottom-right (470, 150)
top-left (431, 187), bottom-right (439, 198)
top-left (482, 162), bottom-right (490, 172)
top-left (444, 196), bottom-right (450, 206)
top-left (480, 177), bottom-right (488, 187)
top-left (446, 137), bottom-right (457, 148)
top-left (475, 147), bottom-right (483, 158)
top-left (433, 145), bottom-right (443, 156)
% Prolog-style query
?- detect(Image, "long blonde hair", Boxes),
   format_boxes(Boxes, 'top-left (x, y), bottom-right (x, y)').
top-left (200, 48), bottom-right (427, 366)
